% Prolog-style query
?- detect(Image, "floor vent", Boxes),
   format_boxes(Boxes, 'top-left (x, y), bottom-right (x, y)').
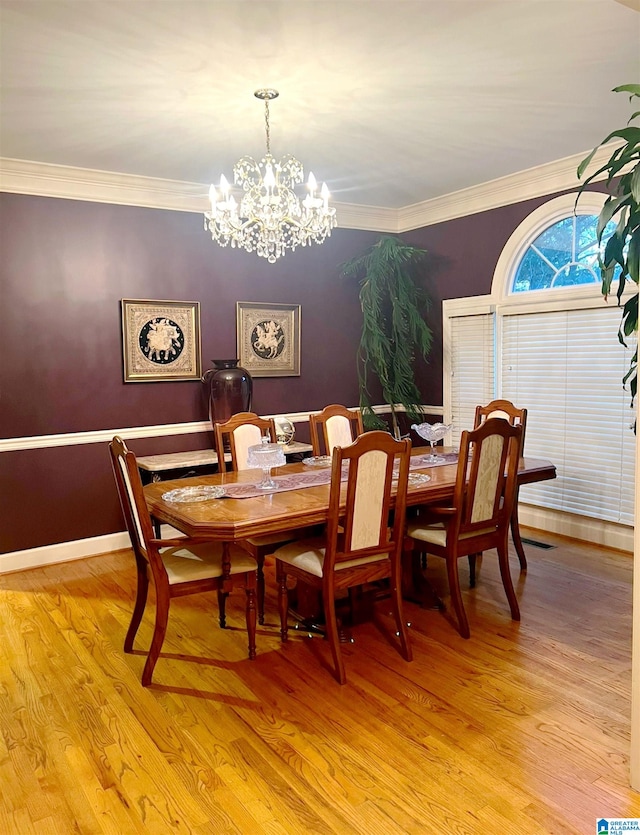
top-left (521, 537), bottom-right (555, 550)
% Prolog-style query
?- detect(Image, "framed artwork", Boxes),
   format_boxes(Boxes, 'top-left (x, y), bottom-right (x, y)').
top-left (236, 302), bottom-right (301, 377)
top-left (121, 299), bottom-right (202, 382)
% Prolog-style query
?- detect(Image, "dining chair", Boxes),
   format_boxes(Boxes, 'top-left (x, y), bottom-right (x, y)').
top-left (404, 418), bottom-right (523, 639)
top-left (213, 411), bottom-right (306, 625)
top-left (274, 430), bottom-right (413, 684)
top-left (309, 403), bottom-right (364, 457)
top-left (474, 398), bottom-right (528, 571)
top-left (213, 411), bottom-right (277, 473)
top-left (109, 436), bottom-right (257, 685)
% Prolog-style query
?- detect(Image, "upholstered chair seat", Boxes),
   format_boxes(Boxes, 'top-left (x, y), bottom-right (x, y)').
top-left (275, 535), bottom-right (397, 577)
top-left (407, 521), bottom-right (497, 549)
top-left (160, 542), bottom-right (257, 584)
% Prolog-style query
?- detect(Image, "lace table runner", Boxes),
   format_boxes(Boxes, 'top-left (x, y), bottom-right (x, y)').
top-left (220, 451), bottom-right (458, 500)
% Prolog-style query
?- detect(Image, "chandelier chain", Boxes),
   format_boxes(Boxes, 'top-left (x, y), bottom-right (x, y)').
top-left (264, 99), bottom-right (271, 156)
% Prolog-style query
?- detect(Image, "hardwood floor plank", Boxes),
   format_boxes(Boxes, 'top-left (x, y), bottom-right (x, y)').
top-left (0, 807), bottom-right (39, 835)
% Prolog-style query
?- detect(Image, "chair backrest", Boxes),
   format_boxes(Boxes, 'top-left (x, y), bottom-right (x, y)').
top-left (214, 411), bottom-right (277, 472)
top-left (453, 418), bottom-right (523, 538)
top-left (474, 398), bottom-right (527, 452)
top-left (309, 404), bottom-right (364, 456)
top-left (322, 430), bottom-right (411, 574)
top-left (109, 435), bottom-right (155, 563)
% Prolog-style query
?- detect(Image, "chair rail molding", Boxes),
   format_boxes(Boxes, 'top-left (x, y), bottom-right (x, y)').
top-left (0, 405), bottom-right (443, 453)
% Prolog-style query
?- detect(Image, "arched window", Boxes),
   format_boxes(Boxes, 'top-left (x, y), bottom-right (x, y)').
top-left (492, 191), bottom-right (613, 302)
top-left (511, 212), bottom-right (616, 293)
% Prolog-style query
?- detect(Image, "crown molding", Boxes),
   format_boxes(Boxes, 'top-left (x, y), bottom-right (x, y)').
top-left (397, 144), bottom-right (618, 231)
top-left (0, 157), bottom-right (398, 232)
top-left (0, 158), bottom-right (210, 212)
top-left (0, 144), bottom-right (616, 232)
top-left (328, 201), bottom-right (400, 232)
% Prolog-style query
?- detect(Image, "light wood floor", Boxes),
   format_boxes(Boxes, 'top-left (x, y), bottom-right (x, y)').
top-left (1, 530), bottom-right (638, 834)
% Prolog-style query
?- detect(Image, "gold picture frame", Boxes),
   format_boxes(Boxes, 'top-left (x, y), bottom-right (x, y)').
top-left (236, 302), bottom-right (301, 377)
top-left (121, 299), bottom-right (202, 382)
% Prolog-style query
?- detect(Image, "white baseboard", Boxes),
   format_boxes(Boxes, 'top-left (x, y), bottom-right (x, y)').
top-left (0, 531), bottom-right (132, 575)
top-left (0, 506), bottom-right (631, 575)
top-left (519, 504), bottom-right (633, 553)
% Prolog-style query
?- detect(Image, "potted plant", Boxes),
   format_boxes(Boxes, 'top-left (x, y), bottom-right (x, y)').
top-left (341, 235), bottom-right (433, 437)
top-left (577, 83), bottom-right (640, 425)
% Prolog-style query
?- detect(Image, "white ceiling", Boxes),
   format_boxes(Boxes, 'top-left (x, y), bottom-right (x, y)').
top-left (1, 0), bottom-right (639, 210)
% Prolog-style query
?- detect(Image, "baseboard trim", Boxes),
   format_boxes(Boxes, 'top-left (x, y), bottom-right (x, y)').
top-left (0, 531), bottom-right (132, 575)
top-left (519, 504), bottom-right (633, 553)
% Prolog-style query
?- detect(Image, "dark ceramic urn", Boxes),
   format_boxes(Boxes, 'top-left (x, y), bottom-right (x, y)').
top-left (202, 359), bottom-right (253, 425)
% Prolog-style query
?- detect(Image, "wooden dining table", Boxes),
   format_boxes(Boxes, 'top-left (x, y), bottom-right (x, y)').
top-left (144, 447), bottom-right (556, 629)
top-left (144, 446), bottom-right (556, 548)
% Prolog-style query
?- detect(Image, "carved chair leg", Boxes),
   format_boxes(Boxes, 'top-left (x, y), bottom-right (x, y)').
top-left (412, 547), bottom-right (426, 591)
top-left (125, 561), bottom-right (149, 653)
top-left (217, 589), bottom-right (229, 629)
top-left (468, 554), bottom-right (477, 588)
top-left (256, 552), bottom-right (266, 625)
top-left (510, 493), bottom-right (527, 571)
top-left (446, 556), bottom-right (470, 639)
top-left (390, 563), bottom-right (412, 662)
top-left (277, 562), bottom-right (289, 642)
top-left (245, 573), bottom-right (257, 660)
top-left (498, 538), bottom-right (521, 621)
top-left (323, 589), bottom-right (346, 685)
top-left (142, 585), bottom-right (170, 686)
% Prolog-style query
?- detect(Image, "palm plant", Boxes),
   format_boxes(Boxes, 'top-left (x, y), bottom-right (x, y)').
top-left (341, 235), bottom-right (433, 436)
top-left (577, 83), bottom-right (640, 423)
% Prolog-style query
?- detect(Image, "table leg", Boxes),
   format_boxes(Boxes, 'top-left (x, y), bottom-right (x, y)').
top-left (151, 515), bottom-right (162, 539)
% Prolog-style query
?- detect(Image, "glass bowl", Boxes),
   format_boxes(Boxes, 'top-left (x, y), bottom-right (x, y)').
top-left (303, 455), bottom-right (332, 467)
top-left (162, 485), bottom-right (226, 503)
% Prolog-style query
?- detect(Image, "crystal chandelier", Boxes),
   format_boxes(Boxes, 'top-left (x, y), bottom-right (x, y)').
top-left (204, 89), bottom-right (337, 264)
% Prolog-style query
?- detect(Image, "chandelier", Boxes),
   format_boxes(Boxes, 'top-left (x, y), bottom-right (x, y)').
top-left (204, 89), bottom-right (337, 264)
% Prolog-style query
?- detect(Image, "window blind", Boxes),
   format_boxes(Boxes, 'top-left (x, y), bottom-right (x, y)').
top-left (501, 306), bottom-right (635, 525)
top-left (449, 312), bottom-right (495, 446)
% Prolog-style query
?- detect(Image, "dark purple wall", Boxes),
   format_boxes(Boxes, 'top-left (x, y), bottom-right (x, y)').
top-left (1, 194), bottom-right (384, 438)
top-left (0, 183), bottom-right (606, 553)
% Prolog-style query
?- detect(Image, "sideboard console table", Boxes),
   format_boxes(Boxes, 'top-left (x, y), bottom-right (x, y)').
top-left (137, 442), bottom-right (313, 483)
